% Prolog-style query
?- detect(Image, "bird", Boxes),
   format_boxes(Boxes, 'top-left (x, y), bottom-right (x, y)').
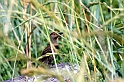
top-left (39, 32), bottom-right (63, 65)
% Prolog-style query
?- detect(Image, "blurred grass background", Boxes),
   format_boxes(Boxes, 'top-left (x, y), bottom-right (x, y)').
top-left (0, 0), bottom-right (124, 82)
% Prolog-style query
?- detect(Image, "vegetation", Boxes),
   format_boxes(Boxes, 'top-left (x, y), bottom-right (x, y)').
top-left (0, 0), bottom-right (124, 82)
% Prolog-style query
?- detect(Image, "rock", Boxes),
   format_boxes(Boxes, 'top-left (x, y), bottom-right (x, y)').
top-left (4, 63), bottom-right (79, 82)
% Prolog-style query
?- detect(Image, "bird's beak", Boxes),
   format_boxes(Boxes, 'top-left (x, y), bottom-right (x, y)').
top-left (59, 32), bottom-right (63, 35)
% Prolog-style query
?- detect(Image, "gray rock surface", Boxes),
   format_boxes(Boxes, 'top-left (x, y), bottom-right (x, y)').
top-left (4, 63), bottom-right (79, 82)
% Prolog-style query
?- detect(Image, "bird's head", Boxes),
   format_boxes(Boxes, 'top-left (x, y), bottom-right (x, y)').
top-left (50, 32), bottom-right (63, 40)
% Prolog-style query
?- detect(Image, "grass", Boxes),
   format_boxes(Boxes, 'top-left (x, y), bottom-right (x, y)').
top-left (0, 0), bottom-right (124, 82)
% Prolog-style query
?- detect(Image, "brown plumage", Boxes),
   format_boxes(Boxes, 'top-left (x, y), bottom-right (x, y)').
top-left (39, 32), bottom-right (63, 65)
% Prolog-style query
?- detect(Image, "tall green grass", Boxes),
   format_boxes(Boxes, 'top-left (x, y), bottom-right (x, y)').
top-left (0, 0), bottom-right (124, 82)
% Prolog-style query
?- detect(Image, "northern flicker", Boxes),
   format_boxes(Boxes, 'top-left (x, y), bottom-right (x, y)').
top-left (39, 32), bottom-right (63, 65)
